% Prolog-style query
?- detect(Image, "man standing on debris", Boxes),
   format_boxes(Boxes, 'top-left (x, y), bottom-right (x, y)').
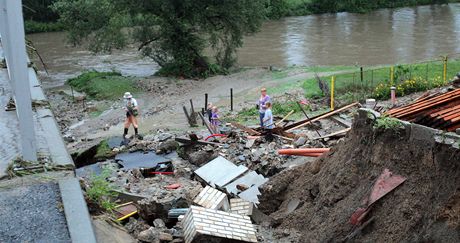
top-left (263, 102), bottom-right (274, 141)
top-left (257, 88), bottom-right (271, 127)
top-left (123, 92), bottom-right (140, 139)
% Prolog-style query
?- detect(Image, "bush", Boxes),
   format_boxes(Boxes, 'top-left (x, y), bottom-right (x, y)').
top-left (86, 168), bottom-right (118, 212)
top-left (25, 20), bottom-right (64, 34)
top-left (372, 76), bottom-right (446, 100)
top-left (373, 115), bottom-right (404, 130)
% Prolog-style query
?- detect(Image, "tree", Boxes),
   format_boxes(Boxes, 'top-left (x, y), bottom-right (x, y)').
top-left (53, 0), bottom-right (267, 78)
top-left (23, 0), bottom-right (59, 22)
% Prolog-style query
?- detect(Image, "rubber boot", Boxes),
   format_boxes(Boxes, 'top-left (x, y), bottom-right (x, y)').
top-left (123, 128), bottom-right (128, 138)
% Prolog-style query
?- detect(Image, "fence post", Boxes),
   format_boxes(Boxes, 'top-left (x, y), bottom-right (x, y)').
top-left (360, 67), bottom-right (363, 83)
top-left (230, 88), bottom-right (233, 111)
top-left (70, 85), bottom-right (75, 103)
top-left (426, 63), bottom-right (430, 87)
top-left (204, 93), bottom-right (208, 110)
top-left (443, 56), bottom-right (448, 83)
top-left (330, 76), bottom-right (335, 111)
top-left (371, 69), bottom-right (374, 90)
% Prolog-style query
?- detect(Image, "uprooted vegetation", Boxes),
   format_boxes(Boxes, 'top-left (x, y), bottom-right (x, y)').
top-left (258, 110), bottom-right (460, 242)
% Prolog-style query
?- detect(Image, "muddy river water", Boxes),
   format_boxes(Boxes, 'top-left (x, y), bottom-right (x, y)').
top-left (28, 4), bottom-right (460, 87)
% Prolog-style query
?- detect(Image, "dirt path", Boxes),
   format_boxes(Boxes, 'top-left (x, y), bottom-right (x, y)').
top-left (58, 68), bottom-right (349, 152)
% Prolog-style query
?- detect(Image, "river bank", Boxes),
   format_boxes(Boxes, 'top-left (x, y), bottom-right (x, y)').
top-left (280, 0), bottom-right (460, 17)
top-left (48, 66), bottom-right (354, 153)
top-left (29, 3), bottom-right (460, 84)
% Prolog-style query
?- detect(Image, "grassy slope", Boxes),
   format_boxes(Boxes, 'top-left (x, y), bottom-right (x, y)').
top-left (236, 58), bottom-right (460, 121)
top-left (67, 71), bottom-right (139, 100)
top-left (269, 59), bottom-right (460, 101)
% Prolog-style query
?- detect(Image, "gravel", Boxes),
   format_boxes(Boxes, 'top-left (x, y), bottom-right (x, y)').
top-left (0, 182), bottom-right (71, 242)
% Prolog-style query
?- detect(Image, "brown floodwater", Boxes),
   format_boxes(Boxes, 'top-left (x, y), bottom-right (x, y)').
top-left (28, 4), bottom-right (460, 87)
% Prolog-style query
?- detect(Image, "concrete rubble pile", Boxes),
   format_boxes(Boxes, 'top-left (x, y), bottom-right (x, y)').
top-left (74, 106), bottom-right (359, 242)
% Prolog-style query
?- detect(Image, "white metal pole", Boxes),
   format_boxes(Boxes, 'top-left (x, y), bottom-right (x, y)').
top-left (1, 0), bottom-right (37, 161)
top-left (0, 0), bottom-right (12, 77)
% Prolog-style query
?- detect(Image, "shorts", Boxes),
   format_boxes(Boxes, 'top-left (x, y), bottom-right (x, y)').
top-left (126, 110), bottom-right (138, 117)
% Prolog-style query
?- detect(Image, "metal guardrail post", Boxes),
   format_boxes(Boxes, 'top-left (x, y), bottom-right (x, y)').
top-left (0, 0), bottom-right (37, 161)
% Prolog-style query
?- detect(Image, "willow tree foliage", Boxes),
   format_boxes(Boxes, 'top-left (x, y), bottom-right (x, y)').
top-left (53, 0), bottom-right (267, 77)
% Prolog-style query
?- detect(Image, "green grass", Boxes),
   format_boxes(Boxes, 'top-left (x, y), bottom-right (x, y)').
top-left (67, 71), bottom-right (139, 100)
top-left (373, 115), bottom-right (404, 130)
top-left (298, 58), bottom-right (460, 100)
top-left (95, 140), bottom-right (112, 159)
top-left (267, 65), bottom-right (357, 95)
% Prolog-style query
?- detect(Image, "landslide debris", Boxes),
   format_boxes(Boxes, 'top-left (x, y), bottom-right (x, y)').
top-left (259, 111), bottom-right (460, 242)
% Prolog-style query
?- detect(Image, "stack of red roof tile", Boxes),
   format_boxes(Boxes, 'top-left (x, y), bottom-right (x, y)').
top-left (386, 88), bottom-right (460, 132)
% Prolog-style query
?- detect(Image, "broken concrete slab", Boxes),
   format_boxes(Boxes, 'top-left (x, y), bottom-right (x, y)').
top-left (230, 198), bottom-right (254, 216)
top-left (238, 186), bottom-right (262, 205)
top-left (93, 218), bottom-right (137, 243)
top-left (182, 206), bottom-right (257, 243)
top-left (224, 171), bottom-right (268, 196)
top-left (108, 136), bottom-right (125, 149)
top-left (193, 185), bottom-right (230, 211)
top-left (194, 156), bottom-right (248, 188)
top-left (115, 151), bottom-right (171, 170)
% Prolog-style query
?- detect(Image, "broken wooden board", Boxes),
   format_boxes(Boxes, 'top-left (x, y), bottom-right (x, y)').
top-left (314, 128), bottom-right (351, 140)
top-left (230, 122), bottom-right (261, 136)
top-left (330, 115), bottom-right (352, 128)
top-left (285, 103), bottom-right (360, 132)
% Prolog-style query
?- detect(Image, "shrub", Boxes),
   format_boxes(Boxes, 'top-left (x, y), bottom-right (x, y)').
top-left (372, 76), bottom-right (446, 100)
top-left (373, 115), bottom-right (404, 130)
top-left (86, 168), bottom-right (118, 212)
top-left (25, 20), bottom-right (64, 34)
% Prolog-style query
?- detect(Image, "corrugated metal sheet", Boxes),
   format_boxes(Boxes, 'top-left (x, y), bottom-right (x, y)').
top-left (386, 88), bottom-right (460, 131)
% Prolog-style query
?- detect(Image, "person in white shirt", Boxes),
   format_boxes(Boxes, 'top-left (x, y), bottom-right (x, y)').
top-left (262, 102), bottom-right (274, 141)
top-left (123, 92), bottom-right (140, 138)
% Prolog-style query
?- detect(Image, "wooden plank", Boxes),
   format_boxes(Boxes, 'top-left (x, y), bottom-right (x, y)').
top-left (273, 134), bottom-right (294, 142)
top-left (313, 128), bottom-right (351, 140)
top-left (275, 110), bottom-right (294, 126)
top-left (330, 115), bottom-right (352, 128)
top-left (183, 106), bottom-right (192, 125)
top-left (286, 103), bottom-right (360, 132)
top-left (230, 122), bottom-right (261, 136)
top-left (198, 112), bottom-right (215, 134)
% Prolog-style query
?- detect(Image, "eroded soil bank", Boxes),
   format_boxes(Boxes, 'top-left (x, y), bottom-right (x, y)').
top-left (258, 110), bottom-right (460, 242)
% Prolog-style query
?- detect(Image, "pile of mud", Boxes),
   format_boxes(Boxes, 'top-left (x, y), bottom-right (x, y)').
top-left (259, 110), bottom-right (460, 242)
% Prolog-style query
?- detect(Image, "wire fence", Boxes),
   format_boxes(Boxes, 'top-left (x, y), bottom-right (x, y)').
top-left (327, 53), bottom-right (460, 109)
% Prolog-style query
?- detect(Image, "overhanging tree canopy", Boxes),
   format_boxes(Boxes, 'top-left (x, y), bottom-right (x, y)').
top-left (53, 0), bottom-right (268, 77)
